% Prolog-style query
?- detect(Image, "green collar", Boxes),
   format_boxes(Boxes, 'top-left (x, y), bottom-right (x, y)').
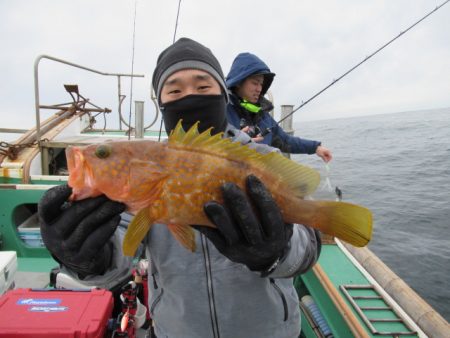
top-left (240, 99), bottom-right (261, 113)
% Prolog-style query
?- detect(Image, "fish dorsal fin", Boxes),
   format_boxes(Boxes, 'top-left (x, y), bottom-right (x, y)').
top-left (169, 120), bottom-right (320, 197)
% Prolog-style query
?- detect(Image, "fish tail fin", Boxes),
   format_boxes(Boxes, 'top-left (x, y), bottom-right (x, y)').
top-left (167, 224), bottom-right (196, 252)
top-left (299, 200), bottom-right (373, 247)
top-left (123, 208), bottom-right (153, 256)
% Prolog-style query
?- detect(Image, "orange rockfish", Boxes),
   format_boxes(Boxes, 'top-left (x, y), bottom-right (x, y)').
top-left (67, 121), bottom-right (372, 256)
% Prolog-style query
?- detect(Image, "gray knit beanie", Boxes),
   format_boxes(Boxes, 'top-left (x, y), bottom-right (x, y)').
top-left (152, 37), bottom-right (228, 103)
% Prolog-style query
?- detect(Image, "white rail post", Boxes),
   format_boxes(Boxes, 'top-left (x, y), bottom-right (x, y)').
top-left (135, 101), bottom-right (144, 138)
top-left (280, 105), bottom-right (294, 136)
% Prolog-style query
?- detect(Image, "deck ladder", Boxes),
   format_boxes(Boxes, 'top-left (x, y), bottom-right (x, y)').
top-left (340, 284), bottom-right (418, 337)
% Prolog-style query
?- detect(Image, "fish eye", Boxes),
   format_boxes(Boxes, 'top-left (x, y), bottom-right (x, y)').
top-left (95, 145), bottom-right (112, 159)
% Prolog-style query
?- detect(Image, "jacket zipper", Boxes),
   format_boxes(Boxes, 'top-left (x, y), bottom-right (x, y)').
top-left (201, 234), bottom-right (220, 338)
top-left (150, 288), bottom-right (164, 314)
top-left (152, 273), bottom-right (158, 289)
top-left (270, 278), bottom-right (289, 321)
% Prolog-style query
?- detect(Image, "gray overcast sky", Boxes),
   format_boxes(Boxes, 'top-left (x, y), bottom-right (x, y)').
top-left (1, 0), bottom-right (449, 130)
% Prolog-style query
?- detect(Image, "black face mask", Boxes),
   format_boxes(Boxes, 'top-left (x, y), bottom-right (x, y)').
top-left (160, 94), bottom-right (227, 135)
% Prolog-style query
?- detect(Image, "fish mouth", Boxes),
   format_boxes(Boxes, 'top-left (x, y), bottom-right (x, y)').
top-left (66, 146), bottom-right (101, 201)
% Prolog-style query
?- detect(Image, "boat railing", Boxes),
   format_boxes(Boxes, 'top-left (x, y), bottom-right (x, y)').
top-left (33, 55), bottom-right (146, 143)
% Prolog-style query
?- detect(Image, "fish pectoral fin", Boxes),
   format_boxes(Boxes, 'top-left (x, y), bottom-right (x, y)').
top-left (167, 223), bottom-right (196, 252)
top-left (123, 207), bottom-right (154, 256)
top-left (129, 159), bottom-right (168, 199)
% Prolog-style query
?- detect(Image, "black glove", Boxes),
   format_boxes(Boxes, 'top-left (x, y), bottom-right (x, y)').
top-left (193, 175), bottom-right (293, 274)
top-left (38, 184), bottom-right (126, 278)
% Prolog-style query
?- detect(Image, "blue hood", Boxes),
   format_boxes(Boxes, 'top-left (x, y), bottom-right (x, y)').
top-left (226, 53), bottom-right (275, 96)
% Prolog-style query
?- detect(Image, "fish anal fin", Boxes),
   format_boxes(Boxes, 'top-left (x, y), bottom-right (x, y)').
top-left (167, 223), bottom-right (196, 252)
top-left (123, 207), bottom-right (154, 256)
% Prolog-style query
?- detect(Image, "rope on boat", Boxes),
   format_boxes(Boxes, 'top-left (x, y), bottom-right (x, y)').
top-left (270, 0), bottom-right (450, 129)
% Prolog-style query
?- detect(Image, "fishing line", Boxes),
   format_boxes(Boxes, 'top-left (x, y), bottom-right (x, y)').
top-left (316, 163), bottom-right (338, 200)
top-left (158, 0), bottom-right (183, 141)
top-left (322, 163), bottom-right (333, 192)
top-left (173, 0), bottom-right (182, 43)
top-left (262, 0), bottom-right (450, 135)
top-left (306, 162), bottom-right (342, 201)
top-left (127, 0), bottom-right (138, 140)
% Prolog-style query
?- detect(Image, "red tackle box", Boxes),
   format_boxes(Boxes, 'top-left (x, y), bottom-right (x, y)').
top-left (0, 288), bottom-right (113, 338)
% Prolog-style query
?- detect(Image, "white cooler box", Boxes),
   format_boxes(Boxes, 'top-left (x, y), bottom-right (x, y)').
top-left (0, 251), bottom-right (17, 295)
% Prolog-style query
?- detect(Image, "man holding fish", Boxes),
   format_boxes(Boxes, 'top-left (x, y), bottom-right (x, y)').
top-left (38, 38), bottom-right (363, 338)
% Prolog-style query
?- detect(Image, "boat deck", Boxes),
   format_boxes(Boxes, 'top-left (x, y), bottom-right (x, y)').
top-left (42, 129), bottom-right (167, 147)
top-left (296, 243), bottom-right (422, 338)
top-left (14, 257), bottom-right (57, 289)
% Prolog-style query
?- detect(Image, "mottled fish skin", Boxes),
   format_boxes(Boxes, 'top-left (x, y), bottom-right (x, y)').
top-left (68, 138), bottom-right (255, 226)
top-left (66, 121), bottom-right (373, 255)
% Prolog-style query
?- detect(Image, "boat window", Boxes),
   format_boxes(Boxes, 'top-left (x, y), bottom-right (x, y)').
top-left (13, 203), bottom-right (37, 227)
top-left (47, 147), bottom-right (69, 175)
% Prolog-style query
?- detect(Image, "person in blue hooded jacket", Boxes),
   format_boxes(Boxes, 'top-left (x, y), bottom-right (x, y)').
top-left (226, 52), bottom-right (332, 162)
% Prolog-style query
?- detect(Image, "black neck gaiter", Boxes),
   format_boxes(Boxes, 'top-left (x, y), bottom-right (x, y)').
top-left (160, 94), bottom-right (227, 135)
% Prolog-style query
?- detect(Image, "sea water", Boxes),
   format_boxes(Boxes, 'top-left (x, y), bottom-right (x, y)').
top-left (292, 107), bottom-right (450, 321)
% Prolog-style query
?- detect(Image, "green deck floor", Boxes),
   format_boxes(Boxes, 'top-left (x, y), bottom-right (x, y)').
top-left (296, 244), bottom-right (419, 338)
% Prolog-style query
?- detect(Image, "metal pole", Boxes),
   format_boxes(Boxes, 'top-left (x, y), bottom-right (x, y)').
top-left (135, 101), bottom-right (144, 138)
top-left (280, 105), bottom-right (294, 136)
top-left (34, 56), bottom-right (42, 144)
top-left (118, 76), bottom-right (122, 130)
top-left (34, 54), bottom-right (144, 142)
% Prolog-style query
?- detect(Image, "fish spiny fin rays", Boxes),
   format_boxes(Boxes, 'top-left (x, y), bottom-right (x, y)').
top-left (309, 200), bottom-right (373, 247)
top-left (123, 208), bottom-right (153, 256)
top-left (169, 120), bottom-right (320, 197)
top-left (256, 151), bottom-right (320, 197)
top-left (169, 121), bottom-right (225, 148)
top-left (167, 223), bottom-right (196, 252)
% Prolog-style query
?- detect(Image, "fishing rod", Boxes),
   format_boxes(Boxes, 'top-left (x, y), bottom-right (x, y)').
top-left (260, 0), bottom-right (450, 136)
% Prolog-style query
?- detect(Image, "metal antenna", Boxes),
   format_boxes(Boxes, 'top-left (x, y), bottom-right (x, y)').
top-left (273, 0), bottom-right (450, 129)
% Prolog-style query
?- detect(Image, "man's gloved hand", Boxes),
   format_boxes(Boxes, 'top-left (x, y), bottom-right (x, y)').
top-left (193, 175), bottom-right (293, 274)
top-left (38, 184), bottom-right (126, 278)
